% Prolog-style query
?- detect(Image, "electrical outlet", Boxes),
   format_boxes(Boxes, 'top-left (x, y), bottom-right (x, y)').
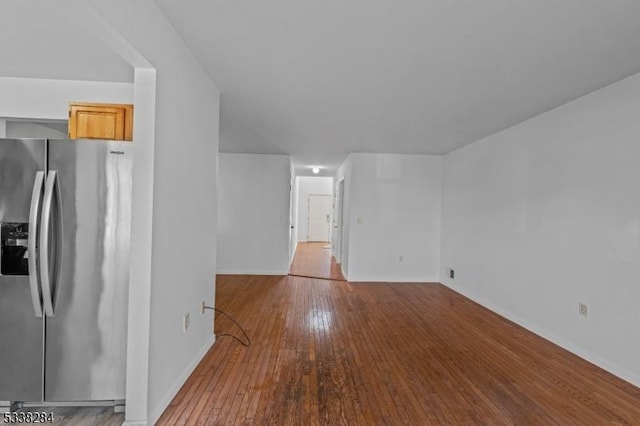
top-left (183, 313), bottom-right (190, 332)
top-left (448, 268), bottom-right (455, 279)
top-left (578, 303), bottom-right (588, 317)
top-left (201, 301), bottom-right (206, 315)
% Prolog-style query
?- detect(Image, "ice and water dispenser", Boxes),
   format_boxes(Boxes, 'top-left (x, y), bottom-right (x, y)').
top-left (0, 223), bottom-right (29, 276)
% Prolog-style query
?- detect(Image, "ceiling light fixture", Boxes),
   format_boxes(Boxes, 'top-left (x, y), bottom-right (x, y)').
top-left (312, 167), bottom-right (320, 174)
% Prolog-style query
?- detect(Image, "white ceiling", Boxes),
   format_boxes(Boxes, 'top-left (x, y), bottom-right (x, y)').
top-left (3, 2), bottom-right (640, 176)
top-left (0, 2), bottom-right (132, 83)
top-left (155, 0), bottom-right (640, 176)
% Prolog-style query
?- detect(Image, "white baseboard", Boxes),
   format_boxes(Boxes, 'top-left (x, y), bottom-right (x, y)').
top-left (217, 269), bottom-right (288, 276)
top-left (346, 276), bottom-right (439, 283)
top-left (441, 281), bottom-right (640, 389)
top-left (148, 335), bottom-right (216, 425)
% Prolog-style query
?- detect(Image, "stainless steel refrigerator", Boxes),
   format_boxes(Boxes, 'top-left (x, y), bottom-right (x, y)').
top-left (0, 138), bottom-right (132, 404)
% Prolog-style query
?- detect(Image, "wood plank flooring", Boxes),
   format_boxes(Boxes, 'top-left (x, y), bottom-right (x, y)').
top-left (289, 242), bottom-right (345, 281)
top-left (158, 275), bottom-right (640, 425)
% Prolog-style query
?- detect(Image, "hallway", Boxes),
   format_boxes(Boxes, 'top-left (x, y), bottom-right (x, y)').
top-left (289, 242), bottom-right (345, 281)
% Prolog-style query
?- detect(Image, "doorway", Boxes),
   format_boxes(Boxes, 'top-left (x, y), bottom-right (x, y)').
top-left (307, 194), bottom-right (331, 242)
top-left (289, 176), bottom-right (345, 281)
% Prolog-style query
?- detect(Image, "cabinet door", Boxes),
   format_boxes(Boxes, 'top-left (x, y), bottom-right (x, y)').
top-left (68, 103), bottom-right (133, 141)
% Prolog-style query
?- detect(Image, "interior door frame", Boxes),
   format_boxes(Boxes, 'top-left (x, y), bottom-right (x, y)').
top-left (334, 179), bottom-right (345, 264)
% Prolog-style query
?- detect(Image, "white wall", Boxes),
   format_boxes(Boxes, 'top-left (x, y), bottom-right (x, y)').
top-left (217, 153), bottom-right (291, 275)
top-left (440, 72), bottom-right (640, 387)
top-left (0, 77), bottom-right (133, 120)
top-left (296, 176), bottom-right (333, 242)
top-left (344, 153), bottom-right (442, 282)
top-left (87, 2), bottom-right (220, 424)
top-left (5, 121), bottom-right (67, 139)
top-left (126, 68), bottom-right (157, 426)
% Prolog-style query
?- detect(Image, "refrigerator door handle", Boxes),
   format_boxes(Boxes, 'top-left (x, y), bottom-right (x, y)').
top-left (40, 171), bottom-right (60, 317)
top-left (28, 171), bottom-right (45, 318)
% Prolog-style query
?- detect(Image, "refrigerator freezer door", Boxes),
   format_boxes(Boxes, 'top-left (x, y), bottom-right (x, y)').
top-left (39, 171), bottom-right (62, 317)
top-left (0, 139), bottom-right (46, 401)
top-left (45, 139), bottom-right (132, 401)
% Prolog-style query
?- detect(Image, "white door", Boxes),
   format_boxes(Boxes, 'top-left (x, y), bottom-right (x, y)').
top-left (308, 194), bottom-right (331, 242)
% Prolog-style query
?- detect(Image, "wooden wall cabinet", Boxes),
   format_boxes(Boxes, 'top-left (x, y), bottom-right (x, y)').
top-left (68, 102), bottom-right (133, 141)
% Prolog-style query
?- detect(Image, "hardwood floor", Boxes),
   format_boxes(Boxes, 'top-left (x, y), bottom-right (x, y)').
top-left (289, 242), bottom-right (345, 281)
top-left (158, 275), bottom-right (640, 425)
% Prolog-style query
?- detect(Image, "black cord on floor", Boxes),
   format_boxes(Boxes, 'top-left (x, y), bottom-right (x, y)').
top-left (203, 306), bottom-right (251, 347)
